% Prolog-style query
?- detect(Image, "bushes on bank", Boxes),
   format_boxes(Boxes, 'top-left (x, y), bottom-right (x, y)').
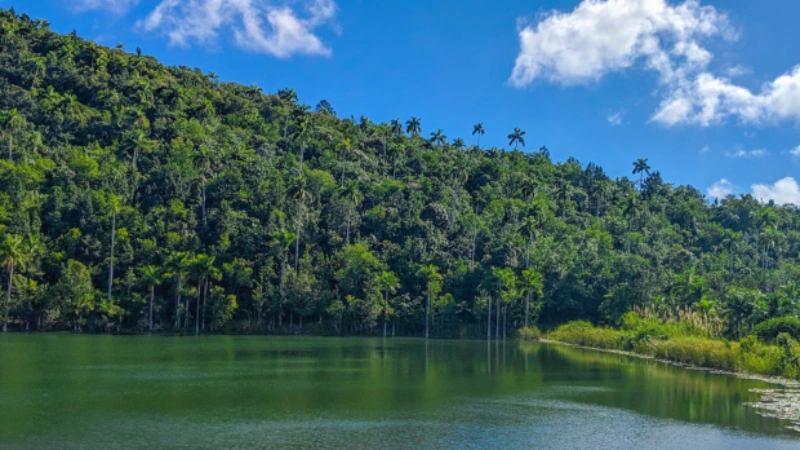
top-left (518, 326), bottom-right (542, 341)
top-left (545, 320), bottom-right (800, 380)
top-left (752, 317), bottom-right (800, 343)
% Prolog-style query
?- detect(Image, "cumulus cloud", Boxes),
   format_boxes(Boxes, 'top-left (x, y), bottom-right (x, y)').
top-left (138, 0), bottom-right (337, 58)
top-left (707, 178), bottom-right (733, 199)
top-left (786, 145), bottom-right (800, 157)
top-left (752, 177), bottom-right (800, 205)
top-left (509, 0), bottom-right (800, 127)
top-left (72, 0), bottom-right (139, 14)
top-left (724, 148), bottom-right (768, 158)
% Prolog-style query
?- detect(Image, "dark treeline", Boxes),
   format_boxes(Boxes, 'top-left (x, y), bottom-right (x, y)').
top-left (1, 9), bottom-right (799, 337)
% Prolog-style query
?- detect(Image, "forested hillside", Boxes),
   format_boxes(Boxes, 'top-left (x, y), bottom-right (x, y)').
top-left (1, 9), bottom-right (799, 337)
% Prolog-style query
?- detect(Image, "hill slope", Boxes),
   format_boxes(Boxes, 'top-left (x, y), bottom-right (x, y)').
top-left (0, 9), bottom-right (798, 336)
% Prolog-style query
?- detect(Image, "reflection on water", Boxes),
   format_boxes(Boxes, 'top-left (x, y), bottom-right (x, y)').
top-left (0, 335), bottom-right (798, 449)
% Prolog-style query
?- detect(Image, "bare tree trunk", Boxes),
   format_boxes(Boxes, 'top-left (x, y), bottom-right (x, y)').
top-left (487, 295), bottom-right (491, 341)
top-left (495, 298), bottom-right (500, 339)
top-left (174, 279), bottom-right (182, 329)
top-left (3, 263), bottom-right (12, 332)
top-left (202, 277), bottom-right (209, 332)
top-left (201, 176), bottom-right (206, 223)
top-left (294, 213), bottom-right (301, 274)
top-left (425, 290), bottom-right (430, 339)
top-left (108, 210), bottom-right (115, 301)
top-left (149, 285), bottom-right (154, 332)
top-left (525, 292), bottom-right (530, 328)
top-left (195, 282), bottom-right (201, 335)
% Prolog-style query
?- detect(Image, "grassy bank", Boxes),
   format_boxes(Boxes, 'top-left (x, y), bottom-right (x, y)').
top-left (520, 316), bottom-right (800, 380)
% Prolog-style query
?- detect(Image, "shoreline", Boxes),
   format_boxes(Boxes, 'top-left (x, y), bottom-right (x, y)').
top-left (536, 338), bottom-right (800, 432)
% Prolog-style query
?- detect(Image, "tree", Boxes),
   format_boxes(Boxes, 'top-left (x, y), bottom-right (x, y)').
top-left (375, 271), bottom-right (400, 337)
top-left (405, 117), bottom-right (421, 137)
top-left (1, 234), bottom-right (27, 332)
top-left (632, 158), bottom-right (651, 189)
top-left (107, 194), bottom-right (121, 303)
top-left (340, 180), bottom-right (364, 245)
top-left (508, 128), bottom-right (526, 150)
top-left (139, 265), bottom-right (162, 332)
top-left (520, 268), bottom-right (543, 328)
top-left (429, 129), bottom-right (446, 148)
top-left (166, 252), bottom-right (191, 330)
top-left (191, 254), bottom-right (219, 335)
top-left (418, 264), bottom-right (443, 339)
top-left (472, 123), bottom-right (485, 147)
top-left (58, 259), bottom-right (96, 333)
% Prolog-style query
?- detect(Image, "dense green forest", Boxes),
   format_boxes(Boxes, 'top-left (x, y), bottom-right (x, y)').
top-left (0, 9), bottom-right (798, 338)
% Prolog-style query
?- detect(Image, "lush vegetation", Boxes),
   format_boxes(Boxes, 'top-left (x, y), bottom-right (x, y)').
top-left (531, 315), bottom-right (800, 379)
top-left (1, 10), bottom-right (799, 339)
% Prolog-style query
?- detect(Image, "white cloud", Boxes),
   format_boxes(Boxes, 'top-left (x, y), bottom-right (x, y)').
top-left (509, 0), bottom-right (800, 128)
top-left (699, 145), bottom-right (710, 154)
top-left (724, 148), bottom-right (768, 158)
top-left (138, 0), bottom-right (337, 58)
top-left (607, 109), bottom-right (625, 126)
top-left (788, 145), bottom-right (800, 157)
top-left (73, 0), bottom-right (139, 14)
top-left (707, 178), bottom-right (733, 199)
top-left (509, 0), bottom-right (732, 87)
top-left (752, 177), bottom-right (800, 205)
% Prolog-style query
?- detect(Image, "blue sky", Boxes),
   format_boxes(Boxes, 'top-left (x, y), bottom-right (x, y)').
top-left (5, 0), bottom-right (800, 203)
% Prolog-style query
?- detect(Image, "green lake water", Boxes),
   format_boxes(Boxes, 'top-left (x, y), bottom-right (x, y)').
top-left (0, 335), bottom-right (798, 449)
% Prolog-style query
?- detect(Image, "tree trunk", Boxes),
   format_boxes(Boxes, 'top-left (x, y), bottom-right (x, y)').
top-left (175, 279), bottom-right (182, 329)
top-left (425, 290), bottom-right (430, 339)
top-left (202, 277), bottom-right (209, 332)
top-left (201, 175), bottom-right (206, 223)
top-left (627, 219), bottom-right (632, 253)
top-left (195, 282), bottom-right (201, 335)
top-left (298, 140), bottom-right (305, 175)
top-left (383, 292), bottom-right (388, 337)
top-left (108, 210), bottom-right (115, 301)
top-left (346, 203), bottom-right (352, 245)
top-left (3, 263), bottom-right (12, 332)
top-left (495, 297), bottom-right (500, 339)
top-left (295, 209), bottom-right (302, 274)
top-left (149, 285), bottom-right (154, 332)
top-left (503, 307), bottom-right (507, 340)
top-left (525, 292), bottom-right (530, 328)
top-left (487, 295), bottom-right (491, 341)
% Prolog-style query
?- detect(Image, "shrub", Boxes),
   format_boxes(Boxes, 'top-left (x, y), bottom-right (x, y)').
top-left (518, 326), bottom-right (541, 341)
top-left (752, 317), bottom-right (800, 343)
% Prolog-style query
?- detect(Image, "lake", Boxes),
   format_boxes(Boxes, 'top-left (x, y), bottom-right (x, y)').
top-left (0, 335), bottom-right (798, 449)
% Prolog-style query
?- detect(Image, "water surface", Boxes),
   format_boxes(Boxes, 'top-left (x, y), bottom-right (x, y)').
top-left (0, 336), bottom-right (797, 449)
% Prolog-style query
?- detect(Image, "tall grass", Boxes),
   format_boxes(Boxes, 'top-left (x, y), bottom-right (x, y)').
top-left (544, 317), bottom-right (800, 380)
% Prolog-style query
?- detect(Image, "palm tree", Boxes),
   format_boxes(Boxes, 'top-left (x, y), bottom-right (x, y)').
top-left (418, 264), bottom-right (442, 339)
top-left (291, 179), bottom-right (313, 273)
top-left (140, 265), bottom-right (161, 332)
top-left (390, 119), bottom-right (403, 137)
top-left (336, 138), bottom-right (353, 186)
top-left (271, 229), bottom-right (296, 324)
top-left (376, 271), bottom-right (400, 337)
top-left (632, 158), bottom-right (651, 189)
top-left (340, 180), bottom-right (363, 245)
top-left (107, 195), bottom-right (122, 303)
top-left (452, 137), bottom-right (465, 150)
top-left (292, 114), bottom-right (311, 176)
top-left (278, 88), bottom-right (298, 140)
top-left (166, 252), bottom-right (191, 330)
top-left (429, 129), bottom-right (446, 148)
top-left (520, 268), bottom-right (543, 328)
top-left (1, 234), bottom-right (27, 332)
top-left (193, 145), bottom-right (213, 223)
top-left (624, 193), bottom-right (638, 253)
top-left (508, 127), bottom-right (526, 150)
top-left (405, 117), bottom-right (421, 137)
top-left (190, 254), bottom-right (217, 335)
top-left (472, 123), bottom-right (485, 147)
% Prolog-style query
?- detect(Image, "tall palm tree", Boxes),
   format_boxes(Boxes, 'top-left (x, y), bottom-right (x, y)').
top-left (193, 145), bottom-right (213, 223)
top-left (430, 129), bottom-right (446, 148)
top-left (520, 268), bottom-right (543, 328)
top-left (166, 252), bottom-right (191, 330)
top-left (140, 265), bottom-right (161, 332)
top-left (292, 114), bottom-right (311, 176)
top-left (376, 271), bottom-right (400, 337)
top-left (107, 195), bottom-right (122, 302)
top-left (418, 264), bottom-right (442, 339)
top-left (405, 117), bottom-right (421, 137)
top-left (336, 138), bottom-right (353, 186)
top-left (632, 158), bottom-right (651, 188)
top-left (271, 229), bottom-right (296, 321)
top-left (624, 193), bottom-right (638, 253)
top-left (291, 179), bottom-right (313, 274)
top-left (390, 119), bottom-right (403, 137)
top-left (508, 127), bottom-right (526, 150)
top-left (1, 234), bottom-right (27, 332)
top-left (340, 180), bottom-right (363, 245)
top-left (472, 123), bottom-right (485, 147)
top-left (190, 254), bottom-right (217, 335)
top-left (452, 137), bottom-right (465, 150)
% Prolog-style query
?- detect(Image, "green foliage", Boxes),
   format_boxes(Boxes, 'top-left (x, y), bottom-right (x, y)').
top-left (752, 317), bottom-right (800, 343)
top-left (1, 10), bottom-right (800, 338)
top-left (517, 326), bottom-right (541, 341)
